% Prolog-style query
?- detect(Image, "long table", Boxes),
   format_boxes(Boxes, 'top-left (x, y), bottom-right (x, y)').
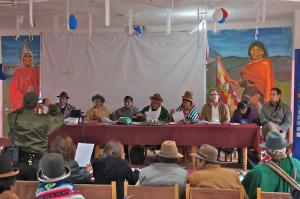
top-left (50, 123), bottom-right (262, 170)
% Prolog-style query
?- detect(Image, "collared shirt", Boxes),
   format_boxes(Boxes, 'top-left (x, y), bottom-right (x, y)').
top-left (114, 106), bottom-right (140, 119)
top-left (211, 104), bottom-right (220, 122)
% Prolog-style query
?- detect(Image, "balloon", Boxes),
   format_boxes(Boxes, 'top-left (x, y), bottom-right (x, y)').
top-left (212, 8), bottom-right (223, 22)
top-left (69, 14), bottom-right (78, 30)
top-left (221, 8), bottom-right (228, 18)
top-left (218, 18), bottom-right (226, 24)
top-left (134, 25), bottom-right (143, 36)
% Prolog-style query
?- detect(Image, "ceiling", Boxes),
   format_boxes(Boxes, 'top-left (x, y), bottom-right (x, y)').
top-left (0, 0), bottom-right (300, 33)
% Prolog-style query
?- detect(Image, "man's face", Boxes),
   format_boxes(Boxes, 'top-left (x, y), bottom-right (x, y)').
top-left (239, 108), bottom-right (247, 115)
top-left (270, 90), bottom-right (280, 103)
top-left (150, 99), bottom-right (161, 110)
top-left (124, 99), bottom-right (133, 109)
top-left (59, 96), bottom-right (68, 106)
top-left (209, 90), bottom-right (219, 103)
top-left (250, 46), bottom-right (264, 60)
top-left (23, 53), bottom-right (32, 66)
top-left (196, 159), bottom-right (205, 170)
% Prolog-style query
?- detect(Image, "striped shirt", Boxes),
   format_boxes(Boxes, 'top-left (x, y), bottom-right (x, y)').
top-left (176, 105), bottom-right (199, 121)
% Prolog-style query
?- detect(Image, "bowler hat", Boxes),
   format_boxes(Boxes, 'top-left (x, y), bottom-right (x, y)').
top-left (0, 153), bottom-right (19, 178)
top-left (57, 91), bottom-right (69, 99)
top-left (149, 93), bottom-right (163, 102)
top-left (37, 153), bottom-right (71, 183)
top-left (23, 92), bottom-right (38, 109)
top-left (156, 140), bottom-right (183, 159)
top-left (182, 91), bottom-right (193, 103)
top-left (260, 131), bottom-right (288, 149)
top-left (190, 144), bottom-right (219, 163)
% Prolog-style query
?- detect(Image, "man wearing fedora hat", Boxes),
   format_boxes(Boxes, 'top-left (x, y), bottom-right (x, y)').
top-left (0, 153), bottom-right (20, 199)
top-left (137, 141), bottom-right (188, 197)
top-left (8, 92), bottom-right (64, 180)
top-left (189, 144), bottom-right (245, 193)
top-left (139, 93), bottom-right (169, 122)
top-left (242, 131), bottom-right (300, 199)
top-left (55, 91), bottom-right (76, 118)
top-left (35, 153), bottom-right (85, 199)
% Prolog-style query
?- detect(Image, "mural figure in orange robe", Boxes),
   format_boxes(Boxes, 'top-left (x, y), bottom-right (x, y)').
top-left (9, 42), bottom-right (39, 111)
top-left (231, 41), bottom-right (276, 108)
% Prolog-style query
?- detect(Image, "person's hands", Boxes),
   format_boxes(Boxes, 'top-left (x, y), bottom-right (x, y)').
top-left (170, 109), bottom-right (175, 116)
top-left (43, 98), bottom-right (52, 107)
top-left (85, 163), bottom-right (93, 173)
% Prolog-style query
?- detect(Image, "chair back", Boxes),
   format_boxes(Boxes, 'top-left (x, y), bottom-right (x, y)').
top-left (124, 181), bottom-right (179, 199)
top-left (185, 184), bottom-right (245, 199)
top-left (256, 188), bottom-right (292, 199)
top-left (14, 180), bottom-right (38, 199)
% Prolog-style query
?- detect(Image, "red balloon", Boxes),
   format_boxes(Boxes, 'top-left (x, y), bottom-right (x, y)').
top-left (221, 8), bottom-right (228, 18)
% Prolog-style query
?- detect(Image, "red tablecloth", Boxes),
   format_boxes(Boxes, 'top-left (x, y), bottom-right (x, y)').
top-left (49, 123), bottom-right (262, 151)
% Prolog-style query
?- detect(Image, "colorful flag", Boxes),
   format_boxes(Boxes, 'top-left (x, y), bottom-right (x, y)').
top-left (216, 56), bottom-right (239, 109)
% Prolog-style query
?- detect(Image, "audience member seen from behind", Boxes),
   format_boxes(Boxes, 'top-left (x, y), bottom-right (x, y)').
top-left (92, 139), bottom-right (139, 199)
top-left (0, 153), bottom-right (20, 199)
top-left (111, 96), bottom-right (140, 120)
top-left (242, 131), bottom-right (300, 199)
top-left (54, 91), bottom-right (76, 118)
top-left (35, 153), bottom-right (85, 199)
top-left (137, 140), bottom-right (188, 198)
top-left (7, 92), bottom-right (64, 180)
top-left (85, 94), bottom-right (109, 122)
top-left (259, 87), bottom-right (291, 139)
top-left (189, 144), bottom-right (247, 198)
top-left (49, 135), bottom-right (92, 184)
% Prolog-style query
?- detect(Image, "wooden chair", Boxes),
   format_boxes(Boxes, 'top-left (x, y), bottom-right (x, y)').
top-left (14, 180), bottom-right (117, 199)
top-left (256, 188), bottom-right (292, 199)
top-left (0, 137), bottom-right (10, 147)
top-left (185, 184), bottom-right (245, 199)
top-left (124, 181), bottom-right (179, 199)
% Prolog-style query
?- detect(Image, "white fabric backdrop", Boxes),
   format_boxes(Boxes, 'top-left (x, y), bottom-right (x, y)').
top-left (41, 32), bottom-right (207, 113)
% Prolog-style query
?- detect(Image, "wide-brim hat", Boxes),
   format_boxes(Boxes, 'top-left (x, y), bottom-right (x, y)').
top-left (57, 91), bottom-right (69, 99)
top-left (156, 140), bottom-right (183, 159)
top-left (37, 153), bottom-right (71, 183)
top-left (149, 93), bottom-right (163, 102)
top-left (0, 153), bottom-right (19, 178)
top-left (260, 131), bottom-right (288, 149)
top-left (190, 144), bottom-right (219, 163)
top-left (182, 91), bottom-right (193, 103)
top-left (23, 92), bottom-right (39, 109)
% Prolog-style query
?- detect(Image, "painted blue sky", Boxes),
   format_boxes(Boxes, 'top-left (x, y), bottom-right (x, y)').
top-left (208, 27), bottom-right (292, 58)
top-left (1, 35), bottom-right (40, 65)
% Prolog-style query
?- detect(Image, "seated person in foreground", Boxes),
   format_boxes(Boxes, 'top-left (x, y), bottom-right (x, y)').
top-left (111, 96), bottom-right (140, 120)
top-left (92, 139), bottom-right (139, 199)
top-left (137, 140), bottom-right (188, 197)
top-left (85, 94), bottom-right (109, 122)
top-left (139, 93), bottom-right (169, 122)
top-left (242, 131), bottom-right (300, 199)
top-left (189, 144), bottom-right (247, 198)
top-left (170, 90), bottom-right (199, 123)
top-left (49, 135), bottom-right (92, 184)
top-left (0, 153), bottom-right (20, 199)
top-left (200, 88), bottom-right (230, 124)
top-left (55, 91), bottom-right (76, 118)
top-left (35, 153), bottom-right (85, 199)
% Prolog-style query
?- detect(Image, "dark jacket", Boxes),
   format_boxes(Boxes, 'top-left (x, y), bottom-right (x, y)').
top-left (141, 105), bottom-right (169, 122)
top-left (92, 156), bottom-right (139, 199)
top-left (230, 106), bottom-right (260, 125)
top-left (66, 160), bottom-right (92, 184)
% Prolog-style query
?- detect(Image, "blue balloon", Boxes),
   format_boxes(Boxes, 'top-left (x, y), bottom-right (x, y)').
top-left (218, 18), bottom-right (226, 24)
top-left (69, 14), bottom-right (78, 30)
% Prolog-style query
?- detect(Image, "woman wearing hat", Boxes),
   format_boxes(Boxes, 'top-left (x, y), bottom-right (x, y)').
top-left (0, 153), bottom-right (20, 199)
top-left (85, 94), bottom-right (109, 122)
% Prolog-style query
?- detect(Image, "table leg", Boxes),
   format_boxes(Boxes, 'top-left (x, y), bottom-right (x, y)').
top-left (192, 146), bottom-right (197, 170)
top-left (242, 147), bottom-right (247, 171)
top-left (128, 145), bottom-right (132, 163)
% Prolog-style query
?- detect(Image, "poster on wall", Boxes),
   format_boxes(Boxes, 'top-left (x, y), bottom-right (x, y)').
top-left (1, 35), bottom-right (40, 136)
top-left (207, 27), bottom-right (292, 111)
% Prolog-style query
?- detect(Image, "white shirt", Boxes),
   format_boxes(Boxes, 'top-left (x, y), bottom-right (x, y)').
top-left (211, 104), bottom-right (220, 122)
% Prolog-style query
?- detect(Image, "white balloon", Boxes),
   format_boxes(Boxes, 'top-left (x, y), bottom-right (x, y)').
top-left (212, 8), bottom-right (223, 22)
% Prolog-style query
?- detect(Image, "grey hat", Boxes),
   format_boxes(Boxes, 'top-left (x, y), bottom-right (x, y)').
top-left (37, 153), bottom-right (71, 183)
top-left (190, 144), bottom-right (219, 163)
top-left (156, 140), bottom-right (183, 159)
top-left (23, 92), bottom-right (38, 109)
top-left (260, 131), bottom-right (288, 149)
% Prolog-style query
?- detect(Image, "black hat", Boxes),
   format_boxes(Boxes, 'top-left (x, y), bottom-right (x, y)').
top-left (0, 153), bottom-right (19, 178)
top-left (23, 92), bottom-right (38, 110)
top-left (37, 153), bottom-right (71, 183)
top-left (92, 94), bottom-right (105, 103)
top-left (57, 91), bottom-right (69, 99)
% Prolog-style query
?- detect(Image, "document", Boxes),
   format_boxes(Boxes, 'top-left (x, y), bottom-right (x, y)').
top-left (75, 143), bottom-right (94, 167)
top-left (145, 111), bottom-right (158, 121)
top-left (172, 111), bottom-right (185, 123)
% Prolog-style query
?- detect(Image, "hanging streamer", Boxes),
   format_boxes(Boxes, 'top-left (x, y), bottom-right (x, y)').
top-left (262, 0), bottom-right (266, 22)
top-left (105, 0), bottom-right (110, 26)
top-left (166, 8), bottom-right (172, 35)
top-left (255, 0), bottom-right (260, 40)
top-left (16, 15), bottom-right (24, 40)
top-left (66, 0), bottom-right (70, 31)
top-left (29, 0), bottom-right (34, 27)
top-left (89, 12), bottom-right (92, 37)
top-left (128, 9), bottom-right (133, 35)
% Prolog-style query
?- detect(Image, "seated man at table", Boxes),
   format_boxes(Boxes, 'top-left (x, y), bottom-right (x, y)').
top-left (85, 94), bottom-right (109, 122)
top-left (55, 91), bottom-right (76, 118)
top-left (138, 93), bottom-right (169, 122)
top-left (137, 140), bottom-right (188, 197)
top-left (189, 144), bottom-right (246, 197)
top-left (111, 96), bottom-right (140, 120)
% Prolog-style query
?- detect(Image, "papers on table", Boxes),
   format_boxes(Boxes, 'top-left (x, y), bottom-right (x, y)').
top-left (75, 143), bottom-right (94, 167)
top-left (172, 111), bottom-right (185, 123)
top-left (102, 117), bottom-right (117, 124)
top-left (64, 117), bottom-right (79, 125)
top-left (145, 111), bottom-right (158, 121)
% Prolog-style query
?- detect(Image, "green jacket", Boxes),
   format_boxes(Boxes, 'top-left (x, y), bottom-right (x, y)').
top-left (8, 104), bottom-right (64, 154)
top-left (141, 105), bottom-right (169, 122)
top-left (242, 157), bottom-right (300, 199)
